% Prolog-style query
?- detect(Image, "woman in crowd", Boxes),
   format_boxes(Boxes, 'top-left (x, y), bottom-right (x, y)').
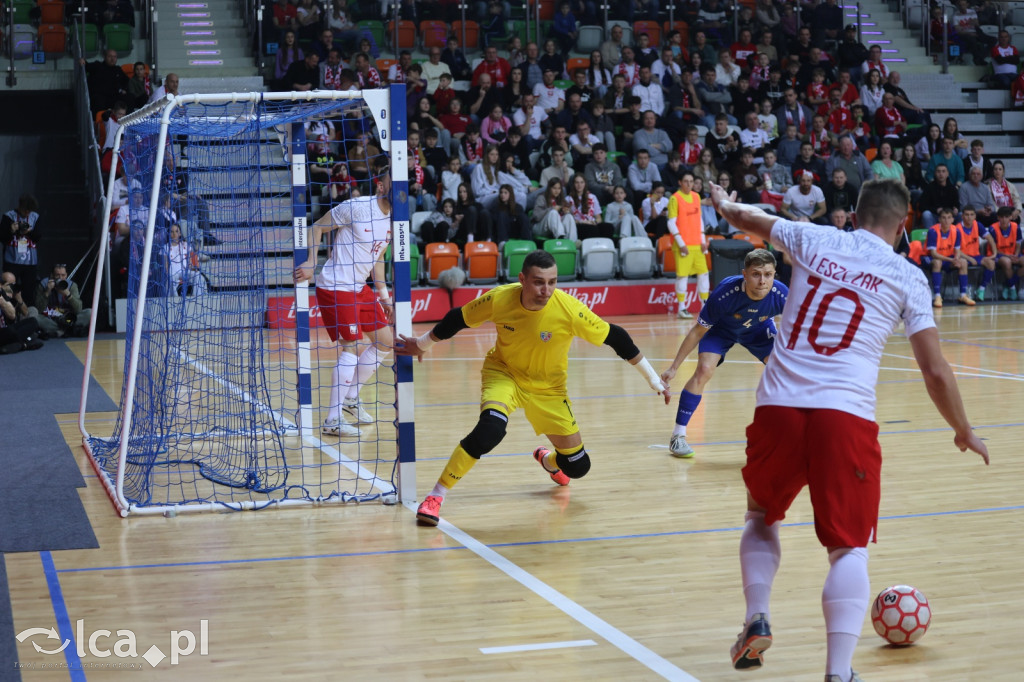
top-left (454, 182), bottom-right (491, 243)
top-left (502, 67), bottom-right (527, 114)
top-left (587, 50), bottom-right (613, 97)
top-left (480, 104), bottom-right (514, 146)
top-left (914, 123), bottom-right (942, 161)
top-left (275, 31), bottom-right (303, 82)
top-left (943, 117), bottom-right (970, 158)
top-left (470, 144), bottom-right (502, 209)
top-left (859, 68), bottom-right (885, 116)
top-left (532, 178), bottom-right (577, 240)
top-left (539, 39), bottom-right (566, 79)
top-left (421, 198), bottom-right (460, 245)
top-left (988, 160), bottom-right (1023, 221)
top-left (491, 184), bottom-right (531, 244)
top-left (870, 141), bottom-right (906, 183)
top-left (900, 143), bottom-right (925, 203)
top-left (566, 172), bottom-right (614, 240)
top-left (691, 147), bottom-right (719, 186)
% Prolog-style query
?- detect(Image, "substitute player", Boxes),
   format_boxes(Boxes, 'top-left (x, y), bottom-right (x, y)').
top-left (294, 166), bottom-right (394, 437)
top-left (925, 207), bottom-right (975, 308)
top-left (659, 248), bottom-right (788, 458)
top-left (395, 250), bottom-right (669, 526)
top-left (707, 179), bottom-right (988, 681)
top-left (666, 172), bottom-right (709, 319)
top-left (990, 206), bottom-right (1023, 300)
top-left (956, 205), bottom-right (997, 301)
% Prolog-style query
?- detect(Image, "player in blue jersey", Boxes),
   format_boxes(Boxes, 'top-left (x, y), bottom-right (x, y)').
top-left (660, 248), bottom-right (788, 457)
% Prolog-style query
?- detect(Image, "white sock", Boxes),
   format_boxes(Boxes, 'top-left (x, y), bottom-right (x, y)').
top-left (739, 510), bottom-right (781, 623)
top-left (697, 272), bottom-right (710, 298)
top-left (675, 276), bottom-right (688, 303)
top-left (345, 345), bottom-right (388, 402)
top-left (328, 352), bottom-right (358, 421)
top-left (672, 424), bottom-right (687, 437)
top-left (430, 482), bottom-right (448, 499)
top-left (822, 547), bottom-right (870, 678)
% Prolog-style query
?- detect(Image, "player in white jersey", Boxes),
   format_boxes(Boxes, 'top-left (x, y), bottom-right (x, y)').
top-left (706, 178), bottom-right (989, 681)
top-left (294, 167), bottom-right (394, 437)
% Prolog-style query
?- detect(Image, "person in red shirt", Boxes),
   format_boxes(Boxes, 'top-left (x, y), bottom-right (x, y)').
top-left (1012, 70), bottom-right (1024, 108)
top-left (730, 28), bottom-right (757, 68)
top-left (805, 68), bottom-right (829, 109)
top-left (991, 29), bottom-right (1021, 88)
top-left (874, 92), bottom-right (906, 145)
top-left (819, 89), bottom-right (854, 137)
top-left (271, 0), bottom-right (297, 41)
top-left (471, 45), bottom-right (511, 88)
top-left (829, 69), bottom-right (861, 107)
top-left (432, 72), bottom-right (456, 116)
top-left (440, 98), bottom-right (472, 139)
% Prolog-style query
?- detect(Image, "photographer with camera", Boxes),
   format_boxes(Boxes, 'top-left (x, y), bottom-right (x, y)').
top-left (2, 194), bottom-right (41, 288)
top-left (0, 271), bottom-right (44, 354)
top-left (35, 264), bottom-right (91, 338)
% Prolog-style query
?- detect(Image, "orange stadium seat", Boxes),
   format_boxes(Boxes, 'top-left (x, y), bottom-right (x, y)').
top-left (420, 20), bottom-right (448, 48)
top-left (425, 242), bottom-right (461, 284)
top-left (38, 24), bottom-right (66, 55)
top-left (39, 0), bottom-right (64, 24)
top-left (464, 241), bottom-right (499, 284)
top-left (566, 57), bottom-right (590, 74)
top-left (452, 20), bottom-right (479, 49)
top-left (633, 21), bottom-right (662, 47)
top-left (731, 232), bottom-right (765, 249)
top-left (657, 234), bottom-right (675, 275)
top-left (387, 20), bottom-right (416, 49)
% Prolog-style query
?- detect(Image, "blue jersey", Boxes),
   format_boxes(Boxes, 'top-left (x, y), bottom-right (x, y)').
top-left (697, 275), bottom-right (789, 342)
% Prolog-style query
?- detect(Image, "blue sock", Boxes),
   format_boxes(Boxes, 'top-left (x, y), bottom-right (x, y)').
top-left (1010, 275), bottom-right (1020, 287)
top-left (982, 269), bottom-right (994, 286)
top-left (959, 273), bottom-right (968, 294)
top-left (675, 390), bottom-right (702, 430)
top-left (931, 270), bottom-right (942, 294)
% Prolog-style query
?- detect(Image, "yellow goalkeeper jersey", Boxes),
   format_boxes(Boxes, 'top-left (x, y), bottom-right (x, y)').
top-left (461, 284), bottom-right (610, 395)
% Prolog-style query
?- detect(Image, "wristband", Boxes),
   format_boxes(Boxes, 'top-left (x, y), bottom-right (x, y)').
top-left (634, 357), bottom-right (666, 393)
top-left (415, 331), bottom-right (436, 352)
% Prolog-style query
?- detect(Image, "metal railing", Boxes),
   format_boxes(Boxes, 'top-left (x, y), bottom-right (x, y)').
top-left (5, 3), bottom-right (16, 86)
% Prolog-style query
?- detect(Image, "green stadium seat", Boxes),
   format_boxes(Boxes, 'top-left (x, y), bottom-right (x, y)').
top-left (385, 243), bottom-right (422, 286)
top-left (502, 239), bottom-right (535, 281)
top-left (358, 21), bottom-right (386, 52)
top-left (543, 239), bottom-right (577, 281)
top-left (911, 228), bottom-right (928, 243)
top-left (102, 23), bottom-right (133, 55)
top-left (79, 23), bottom-right (101, 58)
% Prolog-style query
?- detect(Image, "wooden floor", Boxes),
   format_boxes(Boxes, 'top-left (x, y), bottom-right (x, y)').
top-left (7, 304), bottom-right (1024, 681)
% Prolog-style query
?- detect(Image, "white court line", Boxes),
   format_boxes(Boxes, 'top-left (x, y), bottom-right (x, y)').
top-left (480, 640), bottom-right (598, 654)
top-left (408, 504), bottom-right (699, 682)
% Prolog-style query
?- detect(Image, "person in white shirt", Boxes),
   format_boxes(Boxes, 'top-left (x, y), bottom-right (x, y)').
top-left (651, 48), bottom-right (682, 92)
top-left (421, 47), bottom-right (452, 94)
top-left (739, 112), bottom-right (771, 163)
top-left (632, 66), bottom-right (666, 117)
top-left (604, 185), bottom-right (645, 238)
top-left (709, 177), bottom-right (988, 680)
top-left (641, 182), bottom-right (670, 237)
top-left (294, 167), bottom-right (395, 438)
top-left (781, 172), bottom-right (827, 223)
top-left (533, 68), bottom-right (566, 116)
top-left (512, 93), bottom-right (548, 146)
top-left (714, 50), bottom-right (741, 88)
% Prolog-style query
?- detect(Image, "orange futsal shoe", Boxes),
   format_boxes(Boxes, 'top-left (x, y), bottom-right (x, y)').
top-left (533, 447), bottom-right (570, 486)
top-left (416, 495), bottom-right (442, 526)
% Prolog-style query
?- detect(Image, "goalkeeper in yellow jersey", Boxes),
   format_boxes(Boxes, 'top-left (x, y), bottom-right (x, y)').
top-left (395, 250), bottom-right (670, 526)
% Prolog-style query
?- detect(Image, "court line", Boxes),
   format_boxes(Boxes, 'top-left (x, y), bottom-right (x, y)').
top-left (40, 551), bottom-right (86, 681)
top-left (480, 639), bottom-right (597, 654)
top-left (941, 338), bottom-right (1024, 354)
top-left (426, 511), bottom-right (699, 682)
top-left (56, 501), bottom-right (1024, 575)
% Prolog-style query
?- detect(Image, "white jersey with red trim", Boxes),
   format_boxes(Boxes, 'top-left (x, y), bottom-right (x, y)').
top-left (757, 219), bottom-right (935, 419)
top-left (316, 196), bottom-right (391, 293)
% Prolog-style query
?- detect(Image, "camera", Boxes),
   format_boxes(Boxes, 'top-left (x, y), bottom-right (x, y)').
top-left (56, 280), bottom-right (69, 291)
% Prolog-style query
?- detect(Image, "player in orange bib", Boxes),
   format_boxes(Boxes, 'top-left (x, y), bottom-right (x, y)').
top-left (925, 207), bottom-right (975, 308)
top-left (989, 206), bottom-right (1024, 299)
top-left (956, 205), bottom-right (997, 301)
top-left (666, 172), bottom-right (709, 319)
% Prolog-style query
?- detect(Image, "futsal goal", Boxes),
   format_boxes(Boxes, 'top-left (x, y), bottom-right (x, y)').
top-left (78, 87), bottom-right (416, 516)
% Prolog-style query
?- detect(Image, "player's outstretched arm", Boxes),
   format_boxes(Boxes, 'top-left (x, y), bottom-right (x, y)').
top-left (709, 182), bottom-right (779, 243)
top-left (293, 211), bottom-right (341, 283)
top-left (604, 323), bottom-right (671, 404)
top-left (662, 323), bottom-right (710, 386)
top-left (394, 306), bottom-right (469, 358)
top-left (908, 327), bottom-right (990, 464)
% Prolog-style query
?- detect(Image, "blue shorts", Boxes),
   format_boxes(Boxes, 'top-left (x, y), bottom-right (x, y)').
top-left (698, 324), bottom-right (777, 364)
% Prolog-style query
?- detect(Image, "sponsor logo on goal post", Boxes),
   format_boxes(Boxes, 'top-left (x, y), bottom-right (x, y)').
top-left (16, 620), bottom-right (209, 668)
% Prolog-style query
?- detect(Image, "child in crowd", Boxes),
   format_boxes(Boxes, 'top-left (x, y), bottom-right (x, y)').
top-left (604, 185), bottom-right (645, 238)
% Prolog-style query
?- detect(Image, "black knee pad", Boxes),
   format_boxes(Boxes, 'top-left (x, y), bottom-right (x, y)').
top-left (555, 448), bottom-right (591, 479)
top-left (459, 409), bottom-right (508, 458)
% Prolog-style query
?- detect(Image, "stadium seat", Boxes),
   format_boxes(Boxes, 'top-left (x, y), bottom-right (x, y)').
top-left (656, 234), bottom-right (675, 276)
top-left (607, 20), bottom-right (633, 46)
top-left (538, 0), bottom-right (555, 20)
top-left (39, 0), bottom-right (64, 24)
top-left (376, 58), bottom-right (397, 76)
top-left (553, 79), bottom-right (573, 90)
top-left (411, 210), bottom-right (431, 240)
top-left (11, 24), bottom-right (35, 60)
top-left (503, 239), bottom-right (535, 280)
top-left (387, 20), bottom-right (417, 49)
top-left (102, 23), bottom-right (133, 55)
top-left (420, 20), bottom-right (448, 49)
top-left (11, 0), bottom-right (33, 24)
top-left (580, 238), bottom-right (617, 280)
top-left (633, 21), bottom-right (662, 47)
top-left (910, 228), bottom-right (928, 244)
top-left (576, 26), bottom-right (603, 53)
top-left (452, 21), bottom-right (479, 50)
top-left (384, 242), bottom-right (423, 286)
top-left (566, 57), bottom-right (591, 74)
top-left (731, 232), bottom-right (766, 249)
top-left (663, 21), bottom-right (689, 47)
top-left (464, 241), bottom-right (500, 284)
top-left (620, 236), bottom-right (656, 279)
top-left (865, 147), bottom-right (877, 163)
top-left (38, 24), bottom-right (67, 57)
top-left (543, 239), bottom-right (578, 280)
top-left (425, 242), bottom-right (461, 284)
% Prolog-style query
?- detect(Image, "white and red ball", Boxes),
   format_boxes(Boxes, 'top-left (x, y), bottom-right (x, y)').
top-left (871, 585), bottom-right (931, 645)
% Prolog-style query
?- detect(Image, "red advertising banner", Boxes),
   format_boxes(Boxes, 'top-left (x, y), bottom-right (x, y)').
top-left (266, 283), bottom-right (702, 328)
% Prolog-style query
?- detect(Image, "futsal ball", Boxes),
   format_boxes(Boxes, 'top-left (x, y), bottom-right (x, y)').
top-left (871, 585), bottom-right (931, 645)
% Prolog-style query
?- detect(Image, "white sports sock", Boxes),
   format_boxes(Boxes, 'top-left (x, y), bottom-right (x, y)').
top-left (739, 510), bottom-right (781, 623)
top-left (822, 547), bottom-right (870, 678)
top-left (430, 482), bottom-right (448, 499)
top-left (696, 272), bottom-right (710, 298)
top-left (345, 345), bottom-right (388, 402)
top-left (672, 424), bottom-right (686, 436)
top-left (328, 352), bottom-right (358, 421)
top-left (674, 276), bottom-right (689, 301)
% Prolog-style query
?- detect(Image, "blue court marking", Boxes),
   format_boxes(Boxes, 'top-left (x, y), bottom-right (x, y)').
top-left (941, 338), bottom-right (1024, 354)
top-left (55, 502), bottom-right (1024, 575)
top-left (41, 551), bottom-right (86, 680)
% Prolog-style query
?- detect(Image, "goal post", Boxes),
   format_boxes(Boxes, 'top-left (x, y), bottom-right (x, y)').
top-left (78, 87), bottom-right (415, 516)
